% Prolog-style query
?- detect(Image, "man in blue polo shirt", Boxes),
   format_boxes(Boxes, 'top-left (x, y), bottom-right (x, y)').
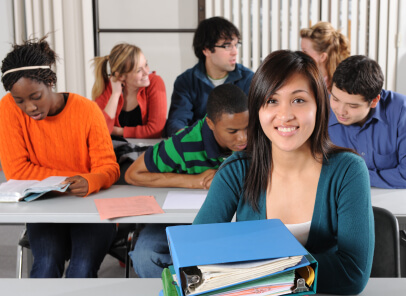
top-left (165, 16), bottom-right (254, 136)
top-left (328, 55), bottom-right (406, 188)
top-left (125, 84), bottom-right (248, 277)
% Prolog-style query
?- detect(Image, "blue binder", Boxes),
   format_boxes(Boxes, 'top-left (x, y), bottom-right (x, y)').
top-left (165, 219), bottom-right (318, 296)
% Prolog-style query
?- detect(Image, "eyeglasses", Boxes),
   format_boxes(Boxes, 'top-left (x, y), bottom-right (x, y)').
top-left (213, 42), bottom-right (242, 51)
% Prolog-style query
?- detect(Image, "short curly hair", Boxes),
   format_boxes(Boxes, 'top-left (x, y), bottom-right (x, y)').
top-left (1, 36), bottom-right (57, 91)
top-left (206, 84), bottom-right (248, 123)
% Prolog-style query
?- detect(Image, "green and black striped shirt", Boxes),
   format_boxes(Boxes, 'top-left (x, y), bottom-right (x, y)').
top-left (144, 118), bottom-right (230, 174)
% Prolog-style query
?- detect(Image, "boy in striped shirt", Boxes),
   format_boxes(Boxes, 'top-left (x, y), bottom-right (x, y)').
top-left (125, 83), bottom-right (248, 189)
top-left (124, 84), bottom-right (248, 278)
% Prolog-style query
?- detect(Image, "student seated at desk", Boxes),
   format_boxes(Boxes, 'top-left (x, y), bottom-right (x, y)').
top-left (125, 84), bottom-right (248, 277)
top-left (0, 37), bottom-right (120, 278)
top-left (125, 83), bottom-right (248, 189)
top-left (194, 51), bottom-right (374, 295)
top-left (166, 16), bottom-right (254, 136)
top-left (328, 55), bottom-right (406, 188)
top-left (92, 43), bottom-right (167, 138)
top-left (300, 21), bottom-right (350, 91)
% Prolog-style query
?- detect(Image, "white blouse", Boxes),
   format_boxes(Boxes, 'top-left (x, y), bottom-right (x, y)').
top-left (285, 221), bottom-right (311, 246)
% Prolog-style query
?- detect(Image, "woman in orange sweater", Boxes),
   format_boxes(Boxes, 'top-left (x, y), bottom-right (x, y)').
top-left (0, 37), bottom-right (120, 278)
top-left (92, 43), bottom-right (167, 138)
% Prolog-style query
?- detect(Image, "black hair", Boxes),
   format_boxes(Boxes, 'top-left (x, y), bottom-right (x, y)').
top-left (1, 36), bottom-right (57, 91)
top-left (244, 50), bottom-right (353, 211)
top-left (193, 17), bottom-right (240, 61)
top-left (332, 55), bottom-right (384, 103)
top-left (206, 84), bottom-right (248, 123)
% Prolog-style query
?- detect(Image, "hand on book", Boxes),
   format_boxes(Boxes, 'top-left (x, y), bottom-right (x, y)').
top-left (63, 175), bottom-right (89, 197)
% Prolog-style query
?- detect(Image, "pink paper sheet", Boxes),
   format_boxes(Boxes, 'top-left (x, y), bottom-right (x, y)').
top-left (94, 195), bottom-right (165, 220)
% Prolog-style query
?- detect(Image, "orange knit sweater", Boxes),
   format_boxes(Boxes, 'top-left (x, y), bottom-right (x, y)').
top-left (0, 93), bottom-right (120, 195)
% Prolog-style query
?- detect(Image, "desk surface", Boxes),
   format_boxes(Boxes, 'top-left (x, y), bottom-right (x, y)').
top-left (0, 186), bottom-right (404, 224)
top-left (371, 188), bottom-right (406, 217)
top-left (0, 278), bottom-right (404, 296)
top-left (126, 138), bottom-right (162, 146)
top-left (0, 185), bottom-right (200, 224)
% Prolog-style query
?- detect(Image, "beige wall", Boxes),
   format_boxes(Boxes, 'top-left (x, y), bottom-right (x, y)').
top-left (0, 0), bottom-right (14, 99)
top-left (96, 0), bottom-right (199, 111)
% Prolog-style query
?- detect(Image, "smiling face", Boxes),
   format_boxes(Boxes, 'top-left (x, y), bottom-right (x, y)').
top-left (258, 73), bottom-right (317, 154)
top-left (330, 85), bottom-right (380, 126)
top-left (203, 35), bottom-right (239, 79)
top-left (207, 111), bottom-right (248, 152)
top-left (122, 52), bottom-right (150, 90)
top-left (10, 77), bottom-right (59, 120)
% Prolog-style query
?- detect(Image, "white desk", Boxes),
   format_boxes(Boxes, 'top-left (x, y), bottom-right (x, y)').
top-left (371, 188), bottom-right (406, 231)
top-left (126, 138), bottom-right (162, 146)
top-left (0, 185), bottom-right (199, 224)
top-left (371, 188), bottom-right (406, 218)
top-left (0, 278), bottom-right (162, 296)
top-left (0, 186), bottom-right (405, 224)
top-left (0, 278), bottom-right (404, 296)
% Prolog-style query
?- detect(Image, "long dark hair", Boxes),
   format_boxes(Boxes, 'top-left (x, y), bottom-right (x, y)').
top-left (243, 50), bottom-right (353, 211)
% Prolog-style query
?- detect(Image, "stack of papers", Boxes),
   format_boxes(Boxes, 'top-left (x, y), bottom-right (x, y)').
top-left (193, 256), bottom-right (303, 294)
top-left (200, 269), bottom-right (296, 296)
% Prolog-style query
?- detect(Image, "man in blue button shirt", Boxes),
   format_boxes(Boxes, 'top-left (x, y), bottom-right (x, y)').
top-left (329, 55), bottom-right (406, 188)
top-left (165, 17), bottom-right (254, 136)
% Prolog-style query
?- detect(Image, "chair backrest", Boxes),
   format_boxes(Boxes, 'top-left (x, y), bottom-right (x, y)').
top-left (370, 206), bottom-right (401, 277)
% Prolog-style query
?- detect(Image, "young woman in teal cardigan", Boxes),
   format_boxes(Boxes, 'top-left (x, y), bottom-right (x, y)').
top-left (194, 50), bottom-right (374, 295)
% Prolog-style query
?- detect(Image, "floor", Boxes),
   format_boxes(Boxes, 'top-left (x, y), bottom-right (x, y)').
top-left (0, 170), bottom-right (136, 278)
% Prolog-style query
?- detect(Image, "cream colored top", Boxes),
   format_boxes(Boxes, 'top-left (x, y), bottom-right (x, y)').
top-left (208, 74), bottom-right (228, 87)
top-left (285, 220), bottom-right (311, 246)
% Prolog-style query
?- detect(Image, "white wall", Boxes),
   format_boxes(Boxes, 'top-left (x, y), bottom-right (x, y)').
top-left (0, 0), bottom-right (15, 99)
top-left (10, 0), bottom-right (94, 99)
top-left (3, 0), bottom-right (406, 98)
top-left (97, 0), bottom-right (198, 111)
top-left (396, 0), bottom-right (406, 94)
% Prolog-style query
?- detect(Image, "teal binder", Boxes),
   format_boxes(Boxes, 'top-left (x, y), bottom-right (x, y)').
top-left (164, 219), bottom-right (318, 296)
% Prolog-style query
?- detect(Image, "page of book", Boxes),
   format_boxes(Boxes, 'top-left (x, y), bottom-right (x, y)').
top-left (0, 176), bottom-right (69, 202)
top-left (0, 179), bottom-right (39, 197)
top-left (23, 176), bottom-right (68, 194)
top-left (201, 269), bottom-right (295, 296)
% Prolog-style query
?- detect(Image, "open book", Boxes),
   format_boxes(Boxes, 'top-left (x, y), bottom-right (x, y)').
top-left (0, 176), bottom-right (70, 202)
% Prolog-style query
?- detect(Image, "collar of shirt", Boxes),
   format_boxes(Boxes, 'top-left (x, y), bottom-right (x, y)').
top-left (369, 90), bottom-right (388, 125)
top-left (201, 119), bottom-right (226, 159)
top-left (195, 59), bottom-right (243, 86)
